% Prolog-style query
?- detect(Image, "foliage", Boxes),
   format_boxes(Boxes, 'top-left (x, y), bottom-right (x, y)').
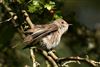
top-left (22, 0), bottom-right (62, 20)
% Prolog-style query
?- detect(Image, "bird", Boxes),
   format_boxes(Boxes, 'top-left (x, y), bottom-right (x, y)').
top-left (23, 18), bottom-right (72, 50)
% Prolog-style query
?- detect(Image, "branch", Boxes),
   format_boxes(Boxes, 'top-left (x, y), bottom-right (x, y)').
top-left (22, 10), bottom-right (34, 29)
top-left (30, 47), bottom-right (40, 67)
top-left (3, 2), bottom-right (25, 39)
top-left (58, 56), bottom-right (100, 67)
top-left (0, 0), bottom-right (3, 3)
top-left (42, 50), bottom-right (58, 67)
top-left (0, 17), bottom-right (12, 24)
top-left (48, 50), bottom-right (58, 60)
top-left (38, 49), bottom-right (58, 67)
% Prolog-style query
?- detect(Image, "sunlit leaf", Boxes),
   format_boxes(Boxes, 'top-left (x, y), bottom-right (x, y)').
top-left (28, 0), bottom-right (43, 13)
top-left (44, 1), bottom-right (55, 10)
top-left (53, 11), bottom-right (63, 19)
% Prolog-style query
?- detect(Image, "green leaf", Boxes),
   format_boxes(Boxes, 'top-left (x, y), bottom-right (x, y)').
top-left (28, 0), bottom-right (43, 13)
top-left (17, 0), bottom-right (25, 4)
top-left (32, 0), bottom-right (40, 5)
top-left (53, 11), bottom-right (63, 19)
top-left (44, 1), bottom-right (55, 10)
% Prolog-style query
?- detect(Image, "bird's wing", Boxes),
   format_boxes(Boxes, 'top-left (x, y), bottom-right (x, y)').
top-left (23, 24), bottom-right (58, 48)
top-left (32, 24), bottom-right (58, 42)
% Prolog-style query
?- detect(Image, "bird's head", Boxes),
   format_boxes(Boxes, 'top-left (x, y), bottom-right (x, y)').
top-left (54, 18), bottom-right (72, 34)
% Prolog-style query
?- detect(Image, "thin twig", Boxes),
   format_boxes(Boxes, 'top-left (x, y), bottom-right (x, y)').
top-left (42, 50), bottom-right (58, 67)
top-left (22, 10), bottom-right (34, 29)
top-left (3, 3), bottom-right (25, 39)
top-left (48, 50), bottom-right (58, 60)
top-left (30, 48), bottom-right (39, 67)
top-left (58, 56), bottom-right (100, 67)
top-left (0, 17), bottom-right (12, 24)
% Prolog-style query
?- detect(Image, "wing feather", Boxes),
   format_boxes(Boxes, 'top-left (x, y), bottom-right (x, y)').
top-left (23, 24), bottom-right (58, 48)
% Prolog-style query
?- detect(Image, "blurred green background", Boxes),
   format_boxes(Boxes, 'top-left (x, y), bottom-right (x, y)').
top-left (0, 0), bottom-right (100, 67)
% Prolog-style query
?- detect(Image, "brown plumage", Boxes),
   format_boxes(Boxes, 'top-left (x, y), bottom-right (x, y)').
top-left (24, 18), bottom-right (71, 49)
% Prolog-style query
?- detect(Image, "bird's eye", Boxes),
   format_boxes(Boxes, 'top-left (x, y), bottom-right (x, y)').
top-left (61, 22), bottom-right (64, 24)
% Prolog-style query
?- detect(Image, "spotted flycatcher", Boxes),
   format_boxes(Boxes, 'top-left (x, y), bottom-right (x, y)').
top-left (24, 18), bottom-right (72, 50)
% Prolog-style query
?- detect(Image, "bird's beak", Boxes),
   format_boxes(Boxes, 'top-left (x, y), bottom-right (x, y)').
top-left (69, 24), bottom-right (72, 26)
